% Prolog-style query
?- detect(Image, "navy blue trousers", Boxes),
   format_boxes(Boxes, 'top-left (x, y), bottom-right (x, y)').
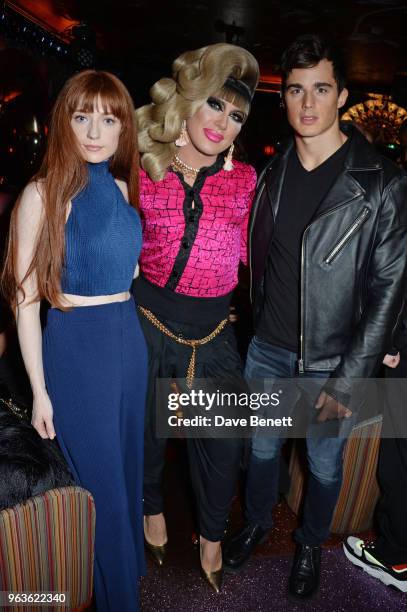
top-left (43, 299), bottom-right (147, 612)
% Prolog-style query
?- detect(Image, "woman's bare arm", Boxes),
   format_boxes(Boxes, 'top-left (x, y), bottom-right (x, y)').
top-left (15, 182), bottom-right (55, 439)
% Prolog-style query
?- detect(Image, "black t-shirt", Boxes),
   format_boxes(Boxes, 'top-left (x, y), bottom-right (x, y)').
top-left (257, 137), bottom-right (350, 352)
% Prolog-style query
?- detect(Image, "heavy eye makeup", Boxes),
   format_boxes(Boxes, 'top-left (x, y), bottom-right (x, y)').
top-left (230, 110), bottom-right (245, 124)
top-left (206, 97), bottom-right (245, 124)
top-left (207, 96), bottom-right (224, 111)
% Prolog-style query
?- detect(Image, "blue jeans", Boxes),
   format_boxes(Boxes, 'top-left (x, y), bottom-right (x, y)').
top-left (244, 336), bottom-right (354, 546)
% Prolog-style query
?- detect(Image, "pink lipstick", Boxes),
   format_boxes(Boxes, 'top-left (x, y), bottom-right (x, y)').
top-left (203, 129), bottom-right (224, 143)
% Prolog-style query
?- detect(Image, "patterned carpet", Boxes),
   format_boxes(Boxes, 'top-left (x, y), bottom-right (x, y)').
top-left (140, 441), bottom-right (406, 612)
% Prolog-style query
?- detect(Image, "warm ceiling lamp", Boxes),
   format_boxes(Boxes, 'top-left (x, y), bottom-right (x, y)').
top-left (2, 90), bottom-right (22, 103)
top-left (342, 94), bottom-right (407, 143)
top-left (8, 0), bottom-right (76, 41)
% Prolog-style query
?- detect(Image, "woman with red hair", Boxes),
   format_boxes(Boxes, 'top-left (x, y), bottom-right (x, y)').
top-left (3, 71), bottom-right (147, 611)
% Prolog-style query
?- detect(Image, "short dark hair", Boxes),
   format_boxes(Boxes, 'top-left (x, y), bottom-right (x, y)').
top-left (280, 34), bottom-right (346, 93)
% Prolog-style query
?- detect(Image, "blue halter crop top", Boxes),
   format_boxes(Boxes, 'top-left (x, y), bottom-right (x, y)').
top-left (61, 160), bottom-right (142, 296)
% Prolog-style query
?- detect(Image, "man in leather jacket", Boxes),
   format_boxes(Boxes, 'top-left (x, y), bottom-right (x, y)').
top-left (224, 34), bottom-right (407, 600)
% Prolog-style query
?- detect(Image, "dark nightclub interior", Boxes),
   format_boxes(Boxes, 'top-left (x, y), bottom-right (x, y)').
top-left (1, 1), bottom-right (407, 611)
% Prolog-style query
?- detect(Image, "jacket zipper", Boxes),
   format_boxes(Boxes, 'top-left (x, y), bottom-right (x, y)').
top-left (299, 226), bottom-right (308, 373)
top-left (298, 193), bottom-right (364, 372)
top-left (323, 207), bottom-right (371, 265)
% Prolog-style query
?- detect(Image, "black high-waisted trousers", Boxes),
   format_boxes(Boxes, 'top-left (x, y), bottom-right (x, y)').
top-left (139, 313), bottom-right (243, 542)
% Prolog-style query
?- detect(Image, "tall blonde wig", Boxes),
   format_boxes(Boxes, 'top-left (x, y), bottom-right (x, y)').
top-left (137, 43), bottom-right (259, 182)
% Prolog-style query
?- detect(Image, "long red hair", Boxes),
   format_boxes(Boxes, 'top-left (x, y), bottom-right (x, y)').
top-left (2, 70), bottom-right (139, 310)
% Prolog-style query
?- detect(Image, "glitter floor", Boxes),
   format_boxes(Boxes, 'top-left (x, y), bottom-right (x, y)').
top-left (140, 442), bottom-right (407, 612)
top-left (140, 547), bottom-right (407, 612)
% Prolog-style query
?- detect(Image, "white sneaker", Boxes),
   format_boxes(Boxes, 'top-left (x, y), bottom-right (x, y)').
top-left (343, 536), bottom-right (407, 593)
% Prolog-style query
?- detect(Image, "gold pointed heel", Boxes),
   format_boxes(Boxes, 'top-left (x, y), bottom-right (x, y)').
top-left (199, 537), bottom-right (223, 592)
top-left (145, 539), bottom-right (167, 567)
top-left (144, 515), bottom-right (167, 567)
top-left (201, 566), bottom-right (223, 593)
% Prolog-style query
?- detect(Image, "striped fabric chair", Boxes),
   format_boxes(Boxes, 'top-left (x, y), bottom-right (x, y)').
top-left (286, 415), bottom-right (382, 533)
top-left (0, 486), bottom-right (95, 612)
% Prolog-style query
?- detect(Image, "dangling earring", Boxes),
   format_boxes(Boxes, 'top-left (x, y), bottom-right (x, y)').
top-left (223, 143), bottom-right (234, 171)
top-left (175, 120), bottom-right (189, 147)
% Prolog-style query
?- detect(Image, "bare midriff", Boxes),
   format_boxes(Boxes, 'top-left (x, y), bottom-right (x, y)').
top-left (60, 291), bottom-right (131, 307)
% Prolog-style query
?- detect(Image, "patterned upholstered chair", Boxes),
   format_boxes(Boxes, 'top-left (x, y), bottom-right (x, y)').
top-left (0, 486), bottom-right (95, 612)
top-left (286, 414), bottom-right (382, 533)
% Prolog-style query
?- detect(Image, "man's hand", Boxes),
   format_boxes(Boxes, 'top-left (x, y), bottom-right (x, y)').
top-left (383, 352), bottom-right (400, 369)
top-left (315, 391), bottom-right (352, 422)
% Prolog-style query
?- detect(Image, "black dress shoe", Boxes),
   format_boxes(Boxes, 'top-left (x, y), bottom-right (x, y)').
top-left (223, 524), bottom-right (268, 573)
top-left (288, 543), bottom-right (321, 601)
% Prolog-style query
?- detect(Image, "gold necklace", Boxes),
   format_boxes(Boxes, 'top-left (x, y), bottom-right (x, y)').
top-left (171, 155), bottom-right (200, 180)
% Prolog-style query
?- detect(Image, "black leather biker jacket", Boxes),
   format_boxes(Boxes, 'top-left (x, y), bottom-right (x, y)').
top-left (249, 124), bottom-right (407, 394)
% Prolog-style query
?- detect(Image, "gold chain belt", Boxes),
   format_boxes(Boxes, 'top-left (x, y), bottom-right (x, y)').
top-left (138, 306), bottom-right (228, 388)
